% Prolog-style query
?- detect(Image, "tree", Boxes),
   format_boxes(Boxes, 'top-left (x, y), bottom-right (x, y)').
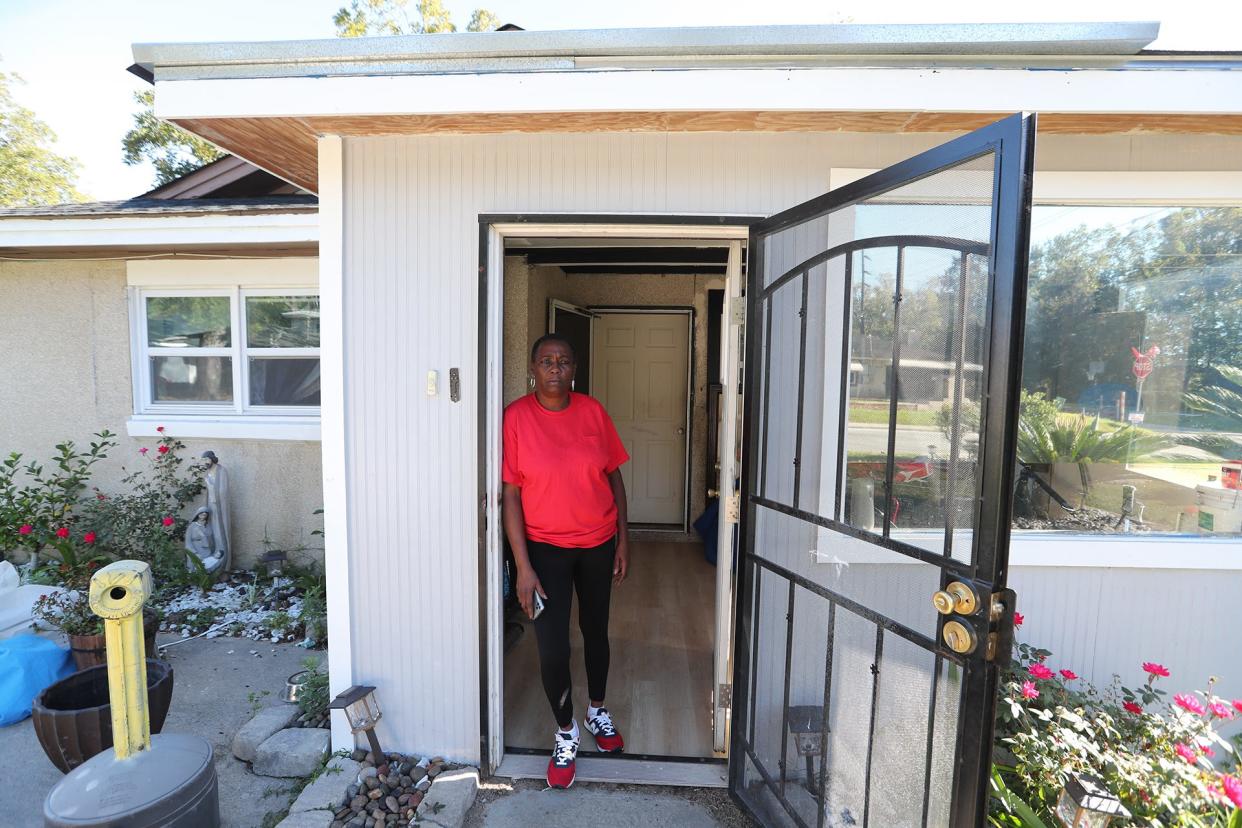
top-left (333, 0), bottom-right (500, 37)
top-left (122, 89), bottom-right (224, 187)
top-left (0, 69), bottom-right (84, 206)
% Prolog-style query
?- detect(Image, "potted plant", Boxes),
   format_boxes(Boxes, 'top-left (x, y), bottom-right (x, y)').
top-left (32, 589), bottom-right (105, 670)
top-left (31, 658), bottom-right (174, 773)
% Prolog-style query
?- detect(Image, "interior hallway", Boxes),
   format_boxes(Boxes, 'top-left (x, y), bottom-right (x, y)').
top-left (503, 539), bottom-right (718, 758)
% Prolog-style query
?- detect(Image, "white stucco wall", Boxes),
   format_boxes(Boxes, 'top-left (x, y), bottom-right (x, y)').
top-left (0, 259), bottom-right (324, 569)
top-left (338, 129), bottom-right (1242, 763)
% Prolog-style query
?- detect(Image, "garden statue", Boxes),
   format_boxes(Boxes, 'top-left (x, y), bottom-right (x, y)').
top-left (183, 507), bottom-right (223, 574)
top-left (200, 451), bottom-right (231, 575)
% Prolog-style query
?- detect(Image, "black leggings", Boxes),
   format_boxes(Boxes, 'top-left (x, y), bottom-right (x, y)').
top-left (527, 536), bottom-right (616, 728)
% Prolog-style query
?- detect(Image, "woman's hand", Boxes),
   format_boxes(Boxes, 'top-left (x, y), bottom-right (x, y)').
top-left (516, 565), bottom-right (546, 620)
top-left (613, 538), bottom-right (629, 586)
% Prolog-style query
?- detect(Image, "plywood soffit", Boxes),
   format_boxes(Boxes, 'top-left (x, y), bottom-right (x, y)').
top-left (173, 111), bottom-right (1242, 196)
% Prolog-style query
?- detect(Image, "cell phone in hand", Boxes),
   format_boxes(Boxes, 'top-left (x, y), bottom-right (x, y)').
top-left (531, 590), bottom-right (545, 620)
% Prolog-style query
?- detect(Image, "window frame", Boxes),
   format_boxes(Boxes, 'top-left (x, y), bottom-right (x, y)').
top-left (827, 169), bottom-right (1242, 553)
top-left (125, 260), bottom-right (321, 439)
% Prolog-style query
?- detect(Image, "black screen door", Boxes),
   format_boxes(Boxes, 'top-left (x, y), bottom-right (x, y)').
top-left (730, 114), bottom-right (1035, 827)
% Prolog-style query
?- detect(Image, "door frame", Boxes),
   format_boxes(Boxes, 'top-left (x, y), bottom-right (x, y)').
top-left (589, 306), bottom-right (695, 531)
top-left (478, 215), bottom-right (758, 777)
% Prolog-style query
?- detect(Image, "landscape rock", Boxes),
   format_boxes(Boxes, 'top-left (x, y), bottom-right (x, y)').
top-left (414, 767), bottom-right (478, 828)
top-left (233, 704), bottom-right (300, 762)
top-left (273, 808), bottom-right (333, 828)
top-left (254, 727), bottom-right (331, 777)
top-left (289, 757), bottom-right (362, 814)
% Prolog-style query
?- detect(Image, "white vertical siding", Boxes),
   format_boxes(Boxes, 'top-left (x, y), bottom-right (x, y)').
top-left (339, 130), bottom-right (1242, 761)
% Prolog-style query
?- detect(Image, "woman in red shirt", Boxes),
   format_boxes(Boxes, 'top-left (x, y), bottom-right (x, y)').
top-left (502, 333), bottom-right (630, 789)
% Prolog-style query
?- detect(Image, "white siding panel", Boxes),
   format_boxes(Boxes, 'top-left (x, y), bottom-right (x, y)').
top-left (339, 130), bottom-right (1242, 762)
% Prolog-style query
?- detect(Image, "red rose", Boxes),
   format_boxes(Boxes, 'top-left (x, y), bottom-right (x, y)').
top-left (1028, 663), bottom-right (1055, 681)
top-left (162, 516), bottom-right (174, 527)
top-left (18, 524), bottom-right (32, 535)
top-left (83, 531), bottom-right (96, 544)
top-left (1013, 611), bottom-right (1024, 628)
top-left (1059, 669), bottom-right (1079, 681)
top-left (55, 527), bottom-right (70, 539)
top-left (156, 426), bottom-right (165, 433)
top-left (1142, 662), bottom-right (1170, 678)
top-left (157, 445), bottom-right (169, 455)
top-left (1124, 701), bottom-right (1143, 715)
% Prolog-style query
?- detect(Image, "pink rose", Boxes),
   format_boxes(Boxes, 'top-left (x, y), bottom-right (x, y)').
top-left (1013, 611), bottom-right (1024, 628)
top-left (1222, 775), bottom-right (1242, 810)
top-left (162, 516), bottom-right (175, 527)
top-left (1059, 669), bottom-right (1079, 681)
top-left (1027, 663), bottom-right (1055, 681)
top-left (1123, 701), bottom-right (1143, 715)
top-left (139, 447), bottom-right (149, 455)
top-left (1174, 743), bottom-right (1197, 764)
top-left (1174, 693), bottom-right (1206, 716)
top-left (1142, 662), bottom-right (1170, 678)
top-left (1021, 681), bottom-right (1039, 700)
top-left (18, 524), bottom-right (32, 535)
top-left (1208, 700), bottom-right (1234, 719)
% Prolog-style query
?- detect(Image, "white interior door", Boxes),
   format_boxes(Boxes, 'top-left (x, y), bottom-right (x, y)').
top-left (713, 240), bottom-right (745, 752)
top-left (592, 311), bottom-right (691, 525)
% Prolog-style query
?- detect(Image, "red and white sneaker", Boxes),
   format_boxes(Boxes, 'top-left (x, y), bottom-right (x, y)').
top-left (584, 707), bottom-right (624, 753)
top-left (547, 724), bottom-right (579, 789)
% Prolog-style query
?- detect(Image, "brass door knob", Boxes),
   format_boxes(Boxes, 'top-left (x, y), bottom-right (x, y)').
top-left (942, 620), bottom-right (977, 655)
top-left (931, 581), bottom-right (978, 616)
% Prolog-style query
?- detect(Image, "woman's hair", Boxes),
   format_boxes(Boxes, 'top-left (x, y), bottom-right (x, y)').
top-left (530, 333), bottom-right (576, 362)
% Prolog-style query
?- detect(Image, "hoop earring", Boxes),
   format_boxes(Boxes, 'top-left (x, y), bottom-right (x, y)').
top-left (528, 376), bottom-right (535, 390)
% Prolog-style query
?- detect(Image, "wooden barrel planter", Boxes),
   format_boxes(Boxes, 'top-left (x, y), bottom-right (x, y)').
top-left (31, 658), bottom-right (174, 773)
top-left (66, 610), bottom-right (160, 671)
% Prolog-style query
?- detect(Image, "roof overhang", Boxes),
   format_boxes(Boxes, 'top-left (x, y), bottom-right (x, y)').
top-left (0, 209), bottom-right (318, 260)
top-left (131, 21), bottom-right (1242, 195)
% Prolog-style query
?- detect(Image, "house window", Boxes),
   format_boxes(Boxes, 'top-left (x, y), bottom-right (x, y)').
top-left (136, 288), bottom-right (321, 416)
top-left (1015, 205), bottom-right (1242, 537)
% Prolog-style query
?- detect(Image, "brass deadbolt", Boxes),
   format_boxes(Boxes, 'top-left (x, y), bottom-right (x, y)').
top-left (942, 620), bottom-right (978, 655)
top-left (931, 581), bottom-right (978, 616)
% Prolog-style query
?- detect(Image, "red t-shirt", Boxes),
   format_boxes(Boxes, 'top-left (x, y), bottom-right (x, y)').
top-left (502, 392), bottom-right (630, 548)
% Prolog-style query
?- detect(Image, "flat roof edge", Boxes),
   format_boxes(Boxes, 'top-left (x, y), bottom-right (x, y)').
top-left (132, 21), bottom-right (1161, 76)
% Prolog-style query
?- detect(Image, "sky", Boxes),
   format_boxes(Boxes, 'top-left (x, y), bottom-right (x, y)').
top-left (1, 0), bottom-right (1239, 201)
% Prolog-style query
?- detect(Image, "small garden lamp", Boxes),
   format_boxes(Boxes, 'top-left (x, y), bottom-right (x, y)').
top-left (261, 549), bottom-right (287, 578)
top-left (330, 685), bottom-right (385, 761)
top-left (1055, 774), bottom-right (1131, 828)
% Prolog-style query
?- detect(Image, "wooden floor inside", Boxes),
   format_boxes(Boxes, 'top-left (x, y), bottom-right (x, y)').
top-left (503, 540), bottom-right (719, 758)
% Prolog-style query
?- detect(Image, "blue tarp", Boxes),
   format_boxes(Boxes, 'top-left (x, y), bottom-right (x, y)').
top-left (0, 634), bottom-right (73, 727)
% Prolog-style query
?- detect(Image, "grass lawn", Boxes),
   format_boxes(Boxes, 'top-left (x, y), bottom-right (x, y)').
top-left (848, 405), bottom-right (940, 427)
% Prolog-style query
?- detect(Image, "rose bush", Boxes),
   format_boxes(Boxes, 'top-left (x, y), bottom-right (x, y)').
top-left (992, 627), bottom-right (1242, 827)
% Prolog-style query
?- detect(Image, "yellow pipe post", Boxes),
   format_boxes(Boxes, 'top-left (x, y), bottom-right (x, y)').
top-left (88, 560), bottom-right (153, 760)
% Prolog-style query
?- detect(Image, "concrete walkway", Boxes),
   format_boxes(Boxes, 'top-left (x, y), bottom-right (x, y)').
top-left (0, 634), bottom-right (313, 828)
top-left (465, 777), bottom-right (757, 828)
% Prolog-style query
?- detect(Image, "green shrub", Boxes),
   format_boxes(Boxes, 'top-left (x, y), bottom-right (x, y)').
top-left (0, 431), bottom-right (117, 559)
top-left (994, 620), bottom-right (1242, 825)
top-left (81, 431), bottom-right (203, 574)
top-left (297, 656), bottom-right (329, 719)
